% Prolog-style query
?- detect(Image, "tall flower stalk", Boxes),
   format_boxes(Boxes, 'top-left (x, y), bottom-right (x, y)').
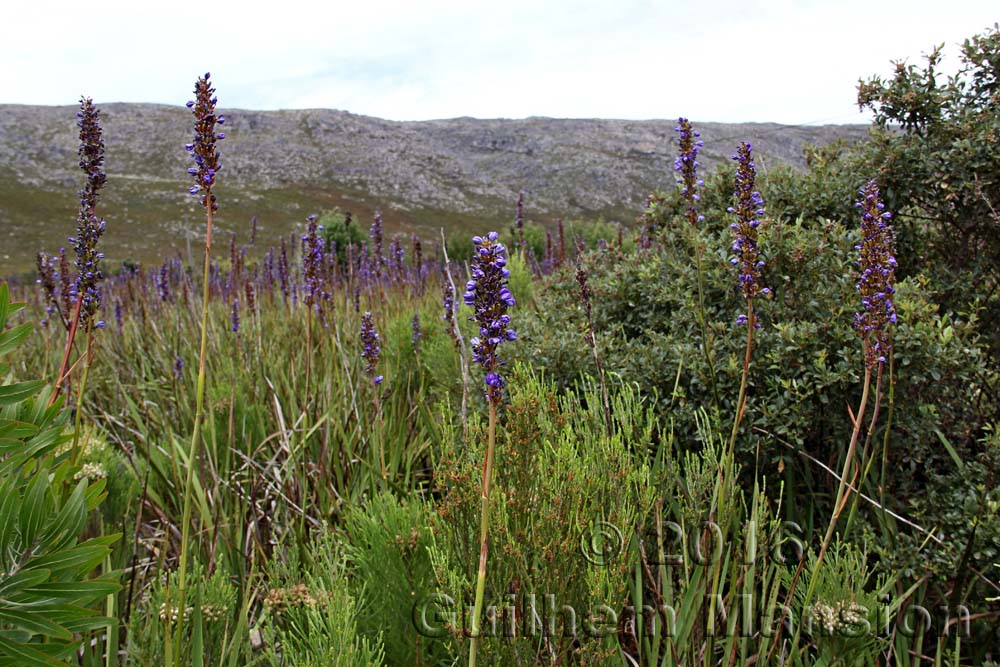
top-left (845, 185), bottom-right (898, 534)
top-left (302, 214), bottom-right (325, 391)
top-left (360, 311), bottom-right (386, 480)
top-left (53, 97), bottom-right (107, 403)
top-left (411, 312), bottom-right (422, 357)
top-left (707, 143), bottom-right (770, 655)
top-left (464, 232), bottom-right (516, 667)
top-left (674, 119), bottom-right (705, 228)
top-left (515, 191), bottom-right (526, 253)
top-left (675, 118), bottom-right (721, 410)
top-left (815, 180), bottom-right (896, 556)
top-left (54, 99), bottom-right (109, 474)
top-left (790, 180), bottom-right (897, 659)
top-left (369, 211), bottom-right (385, 281)
top-left (175, 72), bottom-right (224, 661)
top-left (726, 142), bottom-right (770, 449)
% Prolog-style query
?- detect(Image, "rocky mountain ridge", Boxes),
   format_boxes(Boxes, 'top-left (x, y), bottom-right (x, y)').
top-left (0, 103), bottom-right (868, 272)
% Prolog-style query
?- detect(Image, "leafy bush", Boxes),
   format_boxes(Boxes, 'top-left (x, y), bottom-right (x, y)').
top-left (857, 23), bottom-right (1000, 353)
top-left (319, 209), bottom-right (367, 263)
top-left (0, 284), bottom-right (119, 665)
top-left (517, 214), bottom-right (999, 601)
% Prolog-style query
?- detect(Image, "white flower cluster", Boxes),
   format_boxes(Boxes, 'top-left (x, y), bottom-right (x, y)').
top-left (158, 603), bottom-right (226, 624)
top-left (74, 461), bottom-right (107, 480)
top-left (811, 600), bottom-right (868, 636)
top-left (158, 603), bottom-right (194, 624)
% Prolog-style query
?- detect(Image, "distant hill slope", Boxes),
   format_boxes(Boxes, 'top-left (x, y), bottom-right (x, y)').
top-left (0, 103), bottom-right (868, 273)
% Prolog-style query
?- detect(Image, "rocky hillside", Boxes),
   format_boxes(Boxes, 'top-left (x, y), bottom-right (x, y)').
top-left (0, 103), bottom-right (868, 273)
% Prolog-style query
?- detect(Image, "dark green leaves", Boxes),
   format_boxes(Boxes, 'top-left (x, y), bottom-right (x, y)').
top-left (0, 283), bottom-right (119, 663)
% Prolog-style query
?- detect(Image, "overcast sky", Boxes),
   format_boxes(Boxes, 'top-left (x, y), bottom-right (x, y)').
top-left (3, 1), bottom-right (996, 124)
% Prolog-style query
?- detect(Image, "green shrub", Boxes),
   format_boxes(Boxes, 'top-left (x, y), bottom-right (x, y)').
top-left (856, 24), bottom-right (1000, 355)
top-left (260, 531), bottom-right (383, 666)
top-left (430, 366), bottom-right (660, 665)
top-left (124, 564), bottom-right (244, 666)
top-left (343, 492), bottom-right (447, 665)
top-left (0, 283), bottom-right (120, 665)
top-left (517, 215), bottom-right (999, 602)
top-left (319, 209), bottom-right (367, 263)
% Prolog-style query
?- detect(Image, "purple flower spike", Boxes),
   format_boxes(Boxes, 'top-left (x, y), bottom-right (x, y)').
top-left (854, 180), bottom-right (897, 369)
top-left (230, 297), bottom-right (241, 334)
top-left (730, 142), bottom-right (769, 308)
top-left (674, 118), bottom-right (703, 227)
top-left (73, 96), bottom-right (107, 328)
top-left (411, 312), bottom-right (423, 350)
top-left (515, 192), bottom-right (525, 249)
top-left (186, 73), bottom-right (223, 212)
top-left (466, 231), bottom-right (517, 404)
top-left (361, 311), bottom-right (382, 382)
top-left (369, 212), bottom-right (384, 279)
top-left (302, 214), bottom-right (328, 320)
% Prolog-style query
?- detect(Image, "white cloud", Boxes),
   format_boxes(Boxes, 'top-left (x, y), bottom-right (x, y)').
top-left (1, 0), bottom-right (996, 123)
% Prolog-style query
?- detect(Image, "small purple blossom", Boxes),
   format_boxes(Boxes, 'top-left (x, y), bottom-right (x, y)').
top-left (174, 355), bottom-right (184, 378)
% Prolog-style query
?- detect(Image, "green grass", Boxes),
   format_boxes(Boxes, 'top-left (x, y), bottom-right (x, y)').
top-left (0, 168), bottom-right (516, 277)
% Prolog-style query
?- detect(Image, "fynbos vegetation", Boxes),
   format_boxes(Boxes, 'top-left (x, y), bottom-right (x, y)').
top-left (2, 23), bottom-right (999, 667)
